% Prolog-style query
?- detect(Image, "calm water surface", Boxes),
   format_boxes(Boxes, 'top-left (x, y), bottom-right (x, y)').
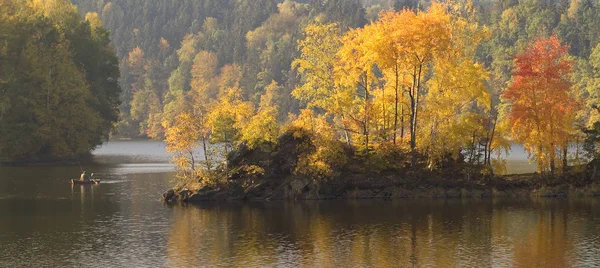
top-left (1, 141), bottom-right (599, 267)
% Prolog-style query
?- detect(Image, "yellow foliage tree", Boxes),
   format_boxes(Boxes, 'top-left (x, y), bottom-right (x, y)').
top-left (371, 10), bottom-right (417, 145)
top-left (165, 113), bottom-right (204, 186)
top-left (336, 25), bottom-right (380, 153)
top-left (292, 23), bottom-right (353, 144)
top-left (418, 8), bottom-right (491, 168)
top-left (240, 81), bottom-right (281, 149)
top-left (207, 87), bottom-right (254, 156)
top-left (285, 109), bottom-right (348, 179)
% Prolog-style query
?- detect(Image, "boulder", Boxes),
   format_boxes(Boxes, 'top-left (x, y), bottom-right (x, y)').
top-left (162, 189), bottom-right (176, 203)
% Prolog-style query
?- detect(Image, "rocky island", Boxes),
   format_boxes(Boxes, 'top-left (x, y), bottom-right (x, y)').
top-left (163, 129), bottom-right (600, 203)
top-left (158, 3), bottom-right (600, 204)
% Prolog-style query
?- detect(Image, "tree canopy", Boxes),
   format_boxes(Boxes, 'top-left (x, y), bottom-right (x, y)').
top-left (0, 0), bottom-right (120, 163)
top-left (6, 0), bottom-right (600, 174)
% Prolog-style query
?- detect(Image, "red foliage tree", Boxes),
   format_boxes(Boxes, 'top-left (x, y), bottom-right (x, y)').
top-left (504, 35), bottom-right (579, 174)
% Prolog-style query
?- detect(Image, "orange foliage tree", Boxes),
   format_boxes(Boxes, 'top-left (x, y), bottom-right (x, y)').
top-left (504, 35), bottom-right (579, 174)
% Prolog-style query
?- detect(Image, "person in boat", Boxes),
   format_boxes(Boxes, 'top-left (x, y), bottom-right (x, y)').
top-left (80, 171), bottom-right (90, 182)
top-left (90, 173), bottom-right (95, 182)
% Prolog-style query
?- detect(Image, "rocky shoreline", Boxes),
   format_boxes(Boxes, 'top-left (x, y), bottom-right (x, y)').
top-left (162, 175), bottom-right (600, 203)
top-left (162, 130), bottom-right (600, 204)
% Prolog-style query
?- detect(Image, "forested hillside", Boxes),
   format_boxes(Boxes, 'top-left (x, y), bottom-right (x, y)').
top-left (69, 0), bottom-right (369, 138)
top-left (70, 0), bottom-right (600, 142)
top-left (0, 0), bottom-right (120, 163)
top-left (8, 0), bottom-right (597, 175)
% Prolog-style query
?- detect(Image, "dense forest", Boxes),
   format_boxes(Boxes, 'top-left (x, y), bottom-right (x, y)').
top-left (0, 0), bottom-right (120, 164)
top-left (68, 0), bottom-right (600, 179)
top-left (2, 0), bottom-right (600, 178)
top-left (69, 0), bottom-right (369, 140)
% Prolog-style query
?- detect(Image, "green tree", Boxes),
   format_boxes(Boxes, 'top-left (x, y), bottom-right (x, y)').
top-left (0, 0), bottom-right (120, 163)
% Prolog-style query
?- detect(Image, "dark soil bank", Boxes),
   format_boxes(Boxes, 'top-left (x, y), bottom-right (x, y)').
top-left (163, 175), bottom-right (600, 203)
top-left (163, 131), bottom-right (600, 203)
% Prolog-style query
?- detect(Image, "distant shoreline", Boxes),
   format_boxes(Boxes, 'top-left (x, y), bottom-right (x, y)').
top-left (0, 154), bottom-right (94, 167)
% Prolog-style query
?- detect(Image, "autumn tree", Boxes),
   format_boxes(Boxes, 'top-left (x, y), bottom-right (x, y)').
top-left (363, 3), bottom-right (489, 168)
top-left (284, 109), bottom-right (349, 180)
top-left (293, 23), bottom-right (353, 144)
top-left (417, 2), bottom-right (492, 168)
top-left (208, 87), bottom-right (254, 157)
top-left (337, 25), bottom-right (379, 153)
top-left (244, 1), bottom-right (308, 101)
top-left (572, 42), bottom-right (600, 130)
top-left (127, 47), bottom-right (146, 92)
top-left (575, 42), bottom-right (600, 178)
top-left (583, 106), bottom-right (600, 180)
top-left (165, 113), bottom-right (205, 186)
top-left (59, 0), bottom-right (600, 179)
top-left (370, 10), bottom-right (414, 145)
top-left (351, 4), bottom-right (454, 165)
top-left (240, 81), bottom-right (281, 149)
top-left (130, 78), bottom-right (161, 137)
top-left (160, 33), bottom-right (202, 134)
top-left (504, 35), bottom-right (579, 174)
top-left (400, 4), bottom-right (454, 167)
top-left (189, 50), bottom-right (219, 109)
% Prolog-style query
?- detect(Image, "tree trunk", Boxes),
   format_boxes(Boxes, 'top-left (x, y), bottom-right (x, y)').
top-left (562, 139), bottom-right (568, 174)
top-left (382, 81), bottom-right (386, 140)
top-left (485, 98), bottom-right (495, 165)
top-left (47, 68), bottom-right (52, 112)
top-left (410, 64), bottom-right (422, 167)
top-left (409, 87), bottom-right (416, 166)
top-left (400, 90), bottom-right (405, 141)
top-left (364, 73), bottom-right (369, 153)
top-left (189, 148), bottom-right (196, 181)
top-left (536, 121), bottom-right (543, 174)
top-left (393, 63), bottom-right (399, 145)
top-left (486, 118), bottom-right (497, 166)
top-left (549, 114), bottom-right (556, 176)
top-left (538, 144), bottom-right (544, 174)
top-left (340, 114), bottom-right (351, 145)
top-left (202, 135), bottom-right (211, 171)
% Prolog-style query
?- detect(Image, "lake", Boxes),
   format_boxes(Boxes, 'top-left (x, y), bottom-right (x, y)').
top-left (1, 141), bottom-right (599, 267)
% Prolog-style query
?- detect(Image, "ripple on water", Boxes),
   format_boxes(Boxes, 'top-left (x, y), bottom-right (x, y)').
top-left (3, 142), bottom-right (600, 267)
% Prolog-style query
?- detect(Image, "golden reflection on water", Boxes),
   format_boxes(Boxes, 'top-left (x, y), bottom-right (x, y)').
top-left (166, 199), bottom-right (600, 267)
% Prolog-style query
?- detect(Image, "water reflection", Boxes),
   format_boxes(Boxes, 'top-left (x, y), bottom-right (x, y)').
top-left (2, 141), bottom-right (600, 267)
top-left (0, 164), bottom-right (176, 267)
top-left (166, 200), bottom-right (600, 267)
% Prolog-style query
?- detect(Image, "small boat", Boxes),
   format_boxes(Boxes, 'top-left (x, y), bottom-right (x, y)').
top-left (71, 179), bottom-right (100, 185)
